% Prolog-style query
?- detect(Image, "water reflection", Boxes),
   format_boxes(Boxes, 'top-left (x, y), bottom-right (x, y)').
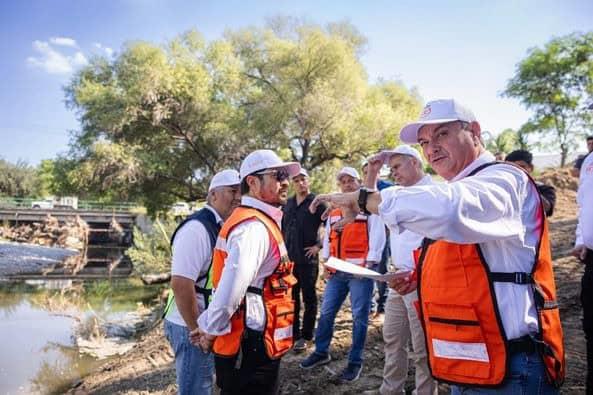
top-left (0, 279), bottom-right (164, 394)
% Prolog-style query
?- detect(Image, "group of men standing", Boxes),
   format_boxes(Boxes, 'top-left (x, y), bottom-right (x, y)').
top-left (158, 97), bottom-right (593, 395)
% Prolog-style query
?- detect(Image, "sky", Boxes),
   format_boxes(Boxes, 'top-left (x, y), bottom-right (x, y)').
top-left (0, 0), bottom-right (592, 165)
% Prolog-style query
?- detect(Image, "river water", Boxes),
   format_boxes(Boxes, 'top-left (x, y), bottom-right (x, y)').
top-left (0, 243), bottom-right (165, 395)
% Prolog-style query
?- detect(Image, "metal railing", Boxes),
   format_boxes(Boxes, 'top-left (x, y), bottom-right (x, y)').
top-left (0, 197), bottom-right (138, 212)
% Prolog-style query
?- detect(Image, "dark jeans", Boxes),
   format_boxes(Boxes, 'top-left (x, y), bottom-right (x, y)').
top-left (581, 249), bottom-right (593, 394)
top-left (292, 262), bottom-right (319, 340)
top-left (215, 329), bottom-right (280, 395)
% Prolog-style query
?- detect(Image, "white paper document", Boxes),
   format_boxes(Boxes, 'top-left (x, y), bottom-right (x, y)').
top-left (324, 257), bottom-right (412, 282)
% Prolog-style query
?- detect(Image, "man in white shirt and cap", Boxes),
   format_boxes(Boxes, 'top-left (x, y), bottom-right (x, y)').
top-left (372, 145), bottom-right (437, 394)
top-left (572, 140), bottom-right (593, 394)
top-left (310, 99), bottom-right (565, 394)
top-left (191, 149), bottom-right (300, 395)
top-left (300, 166), bottom-right (385, 383)
top-left (164, 169), bottom-right (241, 395)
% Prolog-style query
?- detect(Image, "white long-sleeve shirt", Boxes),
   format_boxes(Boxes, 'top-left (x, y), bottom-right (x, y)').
top-left (576, 153), bottom-right (593, 249)
top-left (379, 151), bottom-right (541, 340)
top-left (198, 196), bottom-right (283, 336)
top-left (321, 210), bottom-right (386, 263)
top-left (389, 175), bottom-right (434, 273)
top-left (165, 205), bottom-right (222, 327)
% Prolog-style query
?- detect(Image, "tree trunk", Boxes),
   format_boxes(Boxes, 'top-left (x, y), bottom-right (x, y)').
top-left (560, 144), bottom-right (568, 167)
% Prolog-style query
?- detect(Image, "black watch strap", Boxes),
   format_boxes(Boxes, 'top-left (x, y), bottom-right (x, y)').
top-left (358, 188), bottom-right (373, 215)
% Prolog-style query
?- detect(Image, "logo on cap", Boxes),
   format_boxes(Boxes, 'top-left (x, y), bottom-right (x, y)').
top-left (420, 105), bottom-right (431, 119)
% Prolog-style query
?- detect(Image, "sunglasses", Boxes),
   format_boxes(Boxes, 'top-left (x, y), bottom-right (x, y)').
top-left (255, 169), bottom-right (290, 182)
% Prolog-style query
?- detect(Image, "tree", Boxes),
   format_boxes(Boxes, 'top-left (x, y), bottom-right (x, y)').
top-left (0, 158), bottom-right (41, 197)
top-left (65, 31), bottom-right (257, 213)
top-left (64, 21), bottom-right (422, 209)
top-left (504, 32), bottom-right (593, 166)
top-left (227, 21), bottom-right (422, 173)
top-left (484, 128), bottom-right (519, 154)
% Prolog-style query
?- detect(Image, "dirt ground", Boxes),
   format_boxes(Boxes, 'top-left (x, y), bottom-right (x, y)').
top-left (69, 185), bottom-right (587, 395)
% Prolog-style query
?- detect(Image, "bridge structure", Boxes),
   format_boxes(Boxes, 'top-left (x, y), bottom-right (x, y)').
top-left (0, 208), bottom-right (137, 226)
top-left (0, 207), bottom-right (141, 279)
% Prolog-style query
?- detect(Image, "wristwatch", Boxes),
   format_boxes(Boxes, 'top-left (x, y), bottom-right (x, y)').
top-left (358, 187), bottom-right (375, 215)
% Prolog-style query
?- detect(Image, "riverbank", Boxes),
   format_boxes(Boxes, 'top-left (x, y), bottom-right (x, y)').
top-left (70, 215), bottom-right (586, 394)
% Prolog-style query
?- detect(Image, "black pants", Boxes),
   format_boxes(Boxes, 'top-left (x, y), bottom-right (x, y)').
top-left (215, 329), bottom-right (281, 395)
top-left (292, 262), bottom-right (319, 340)
top-left (581, 249), bottom-right (593, 395)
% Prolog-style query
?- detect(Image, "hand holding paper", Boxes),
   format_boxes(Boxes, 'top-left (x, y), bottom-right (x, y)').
top-left (324, 257), bottom-right (412, 283)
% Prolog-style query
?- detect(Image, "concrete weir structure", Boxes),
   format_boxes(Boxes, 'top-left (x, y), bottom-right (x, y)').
top-left (0, 208), bottom-right (139, 279)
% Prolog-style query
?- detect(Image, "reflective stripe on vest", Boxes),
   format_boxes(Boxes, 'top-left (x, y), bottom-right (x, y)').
top-left (211, 206), bottom-right (297, 360)
top-left (328, 208), bottom-right (369, 266)
top-left (417, 162), bottom-right (565, 388)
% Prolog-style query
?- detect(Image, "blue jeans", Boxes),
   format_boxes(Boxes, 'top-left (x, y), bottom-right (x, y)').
top-left (451, 351), bottom-right (559, 394)
top-left (164, 320), bottom-right (214, 395)
top-left (314, 271), bottom-right (374, 365)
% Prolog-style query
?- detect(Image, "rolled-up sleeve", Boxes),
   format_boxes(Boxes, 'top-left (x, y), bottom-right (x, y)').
top-left (197, 220), bottom-right (269, 336)
top-left (378, 166), bottom-right (528, 244)
top-left (366, 214), bottom-right (386, 262)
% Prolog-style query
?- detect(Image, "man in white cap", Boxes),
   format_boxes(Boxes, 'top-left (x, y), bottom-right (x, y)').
top-left (300, 166), bottom-right (385, 383)
top-left (311, 99), bottom-right (564, 393)
top-left (191, 149), bottom-right (300, 394)
top-left (371, 145), bottom-right (437, 394)
top-left (163, 169), bottom-right (241, 395)
top-left (282, 168), bottom-right (327, 352)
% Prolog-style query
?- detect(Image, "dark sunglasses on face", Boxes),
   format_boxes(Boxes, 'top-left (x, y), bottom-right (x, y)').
top-left (255, 169), bottom-right (290, 182)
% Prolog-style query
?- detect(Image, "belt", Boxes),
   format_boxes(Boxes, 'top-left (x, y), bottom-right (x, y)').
top-left (508, 335), bottom-right (536, 355)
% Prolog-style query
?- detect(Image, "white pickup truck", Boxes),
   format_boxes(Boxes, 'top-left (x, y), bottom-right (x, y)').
top-left (31, 196), bottom-right (78, 210)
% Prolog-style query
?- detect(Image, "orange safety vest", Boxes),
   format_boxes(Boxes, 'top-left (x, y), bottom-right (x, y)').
top-left (416, 162), bottom-right (565, 388)
top-left (328, 208), bottom-right (369, 266)
top-left (211, 206), bottom-right (297, 360)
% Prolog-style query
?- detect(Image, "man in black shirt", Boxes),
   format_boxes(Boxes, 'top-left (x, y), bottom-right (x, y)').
top-left (282, 168), bottom-right (326, 352)
top-left (506, 149), bottom-right (556, 217)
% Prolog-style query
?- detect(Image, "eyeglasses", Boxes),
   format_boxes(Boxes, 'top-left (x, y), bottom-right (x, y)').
top-left (255, 169), bottom-right (290, 182)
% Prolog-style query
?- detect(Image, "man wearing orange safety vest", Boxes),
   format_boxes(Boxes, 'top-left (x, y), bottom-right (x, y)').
top-left (311, 99), bottom-right (565, 394)
top-left (300, 166), bottom-right (385, 383)
top-left (190, 149), bottom-right (301, 394)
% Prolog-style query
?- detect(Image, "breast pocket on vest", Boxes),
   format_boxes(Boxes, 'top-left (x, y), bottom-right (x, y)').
top-left (424, 244), bottom-right (470, 288)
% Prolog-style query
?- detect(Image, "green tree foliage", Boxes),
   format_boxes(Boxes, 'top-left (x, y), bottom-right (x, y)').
top-left (504, 32), bottom-right (593, 166)
top-left (126, 216), bottom-right (177, 274)
top-left (227, 21), bottom-right (421, 171)
top-left (65, 31), bottom-right (252, 213)
top-left (64, 20), bottom-right (422, 209)
top-left (484, 128), bottom-right (519, 154)
top-left (0, 158), bottom-right (41, 197)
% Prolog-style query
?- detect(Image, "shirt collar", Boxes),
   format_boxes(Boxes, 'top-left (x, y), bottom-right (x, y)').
top-left (204, 204), bottom-right (223, 224)
top-left (241, 196), bottom-right (284, 226)
top-left (414, 174), bottom-right (433, 186)
top-left (451, 151), bottom-right (496, 182)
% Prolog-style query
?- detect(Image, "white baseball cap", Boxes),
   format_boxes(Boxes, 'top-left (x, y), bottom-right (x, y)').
top-left (336, 166), bottom-right (360, 181)
top-left (400, 99), bottom-right (476, 144)
top-left (239, 149), bottom-right (301, 181)
top-left (293, 168), bottom-right (309, 179)
top-left (208, 169), bottom-right (240, 191)
top-left (376, 145), bottom-right (423, 165)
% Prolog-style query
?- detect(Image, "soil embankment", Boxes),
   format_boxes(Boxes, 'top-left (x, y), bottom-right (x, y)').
top-left (70, 174), bottom-right (587, 394)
